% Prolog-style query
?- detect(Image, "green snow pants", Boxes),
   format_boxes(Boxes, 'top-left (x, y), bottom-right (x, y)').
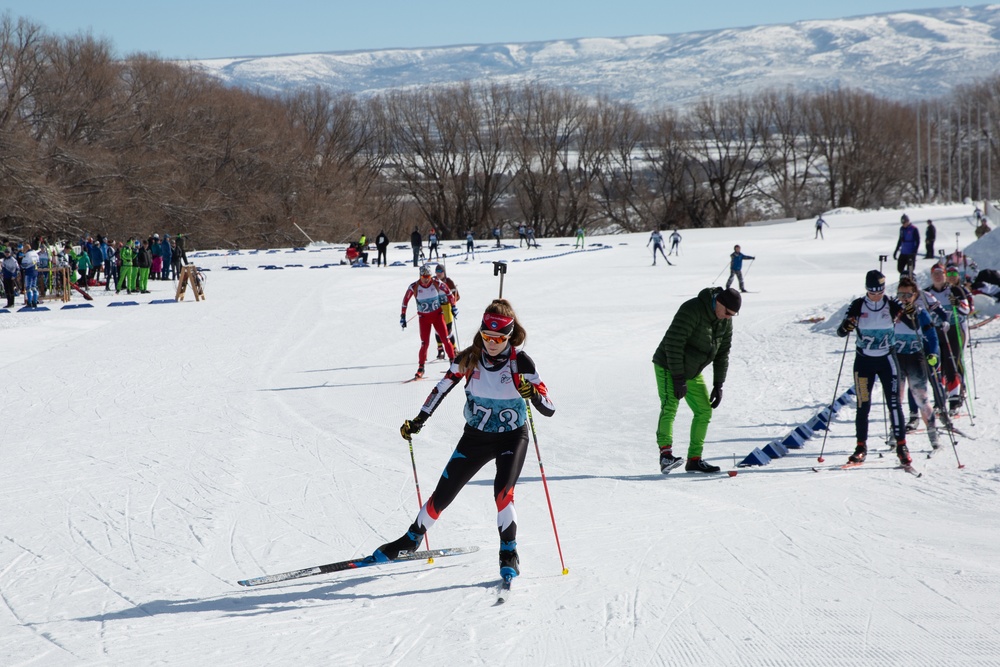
top-left (654, 363), bottom-right (712, 458)
top-left (119, 265), bottom-right (135, 292)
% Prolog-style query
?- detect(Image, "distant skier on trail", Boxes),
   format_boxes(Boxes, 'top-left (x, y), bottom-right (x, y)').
top-left (427, 228), bottom-right (440, 261)
top-left (400, 264), bottom-right (456, 379)
top-left (814, 215), bottom-right (828, 239)
top-left (377, 299), bottom-right (555, 583)
top-left (574, 227), bottom-right (585, 249)
top-left (668, 229), bottom-right (682, 255)
top-left (652, 286), bottom-right (740, 475)
top-left (726, 245), bottom-right (754, 292)
top-left (836, 270), bottom-right (913, 467)
top-left (465, 229), bottom-right (475, 260)
top-left (647, 228), bottom-right (672, 266)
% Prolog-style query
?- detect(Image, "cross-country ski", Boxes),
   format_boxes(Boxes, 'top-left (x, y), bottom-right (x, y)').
top-left (237, 546), bottom-right (480, 587)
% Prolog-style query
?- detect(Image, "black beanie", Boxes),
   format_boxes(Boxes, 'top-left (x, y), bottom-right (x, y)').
top-left (717, 287), bottom-right (742, 314)
top-left (865, 270), bottom-right (885, 293)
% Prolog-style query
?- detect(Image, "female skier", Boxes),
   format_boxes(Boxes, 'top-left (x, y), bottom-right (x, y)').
top-left (375, 299), bottom-right (555, 581)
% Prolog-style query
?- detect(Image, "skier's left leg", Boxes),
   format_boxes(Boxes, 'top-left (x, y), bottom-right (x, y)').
top-left (494, 427), bottom-right (529, 577)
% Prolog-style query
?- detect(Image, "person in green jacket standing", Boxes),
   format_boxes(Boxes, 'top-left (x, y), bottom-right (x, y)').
top-left (117, 239), bottom-right (135, 294)
top-left (76, 247), bottom-right (92, 289)
top-left (651, 286), bottom-right (741, 474)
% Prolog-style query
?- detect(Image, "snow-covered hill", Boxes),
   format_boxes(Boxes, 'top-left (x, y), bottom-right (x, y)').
top-left (3, 205), bottom-right (1000, 665)
top-left (187, 5), bottom-right (1000, 108)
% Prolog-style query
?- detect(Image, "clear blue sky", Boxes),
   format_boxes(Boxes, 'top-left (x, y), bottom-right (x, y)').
top-left (2, 1), bottom-right (959, 59)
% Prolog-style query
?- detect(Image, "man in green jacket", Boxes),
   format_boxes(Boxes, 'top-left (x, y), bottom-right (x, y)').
top-left (117, 240), bottom-right (135, 295)
top-left (652, 286), bottom-right (740, 474)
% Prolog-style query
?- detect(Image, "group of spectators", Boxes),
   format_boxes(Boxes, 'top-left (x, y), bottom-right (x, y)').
top-left (1, 233), bottom-right (189, 307)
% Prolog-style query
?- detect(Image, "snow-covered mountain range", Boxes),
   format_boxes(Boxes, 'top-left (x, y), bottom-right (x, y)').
top-left (188, 5), bottom-right (1000, 109)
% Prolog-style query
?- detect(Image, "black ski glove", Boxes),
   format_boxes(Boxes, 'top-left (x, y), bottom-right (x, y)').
top-left (710, 385), bottom-right (723, 409)
top-left (839, 318), bottom-right (857, 336)
top-left (671, 375), bottom-right (687, 400)
top-left (400, 315), bottom-right (407, 330)
top-left (400, 413), bottom-right (426, 439)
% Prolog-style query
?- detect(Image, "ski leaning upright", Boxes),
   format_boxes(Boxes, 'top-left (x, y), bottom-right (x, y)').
top-left (237, 546), bottom-right (479, 587)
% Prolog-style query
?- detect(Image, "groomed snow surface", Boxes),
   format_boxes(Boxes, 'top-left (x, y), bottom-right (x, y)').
top-left (2, 204), bottom-right (999, 666)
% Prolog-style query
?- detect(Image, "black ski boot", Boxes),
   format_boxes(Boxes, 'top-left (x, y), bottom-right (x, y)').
top-left (499, 540), bottom-right (519, 580)
top-left (905, 414), bottom-right (919, 432)
top-left (659, 448), bottom-right (683, 474)
top-left (848, 442), bottom-right (867, 463)
top-left (373, 527), bottom-right (424, 563)
top-left (685, 457), bottom-right (721, 473)
top-left (414, 365), bottom-right (425, 379)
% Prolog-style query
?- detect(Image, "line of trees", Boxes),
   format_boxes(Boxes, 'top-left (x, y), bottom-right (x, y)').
top-left (2, 14), bottom-right (999, 248)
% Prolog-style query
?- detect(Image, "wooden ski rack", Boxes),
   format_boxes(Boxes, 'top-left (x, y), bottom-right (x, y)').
top-left (175, 265), bottom-right (205, 301)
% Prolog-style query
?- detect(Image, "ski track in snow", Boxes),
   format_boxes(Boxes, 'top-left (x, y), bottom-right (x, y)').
top-left (2, 206), bottom-right (1000, 665)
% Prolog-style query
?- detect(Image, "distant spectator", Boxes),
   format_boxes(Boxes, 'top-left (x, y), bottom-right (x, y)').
top-left (410, 227), bottom-right (423, 267)
top-left (88, 238), bottom-right (104, 284)
top-left (150, 234), bottom-right (163, 280)
top-left (20, 242), bottom-right (40, 308)
top-left (76, 246), bottom-right (92, 289)
top-left (118, 240), bottom-right (135, 295)
top-left (136, 239), bottom-right (152, 293)
top-left (170, 239), bottom-right (182, 279)
top-left (174, 233), bottom-right (188, 265)
top-left (893, 214), bottom-right (920, 277)
top-left (975, 218), bottom-right (991, 239)
top-left (2, 247), bottom-right (19, 308)
top-left (102, 237), bottom-right (116, 291)
top-left (375, 229), bottom-right (389, 267)
top-left (924, 220), bottom-right (937, 258)
top-left (160, 235), bottom-right (173, 280)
